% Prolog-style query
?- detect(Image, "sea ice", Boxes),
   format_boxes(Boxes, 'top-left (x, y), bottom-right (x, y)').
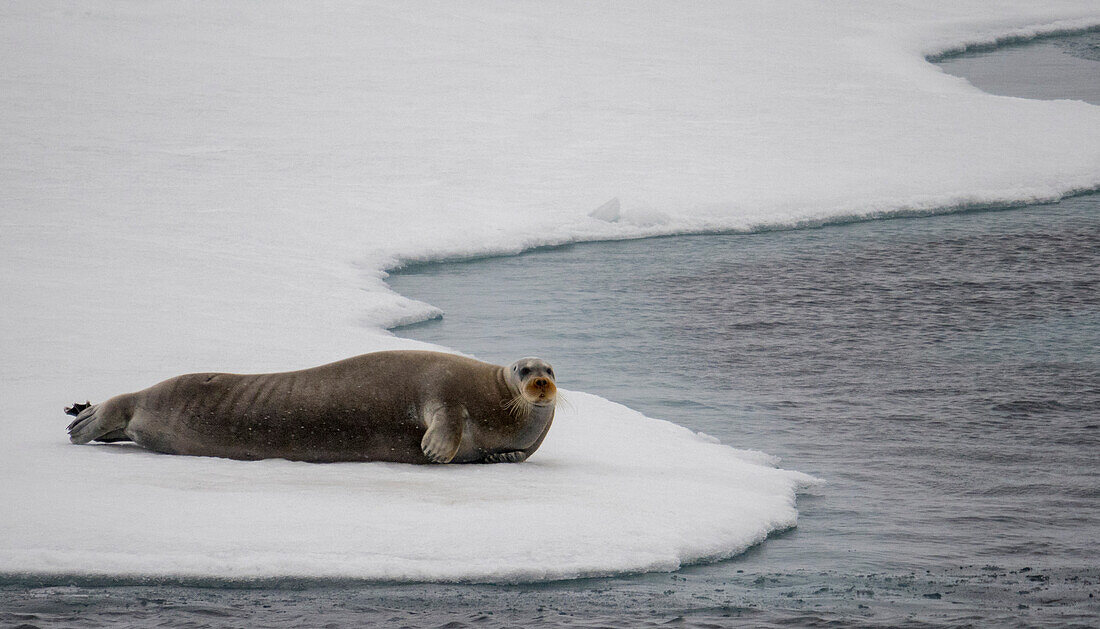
top-left (1, 0), bottom-right (1098, 581)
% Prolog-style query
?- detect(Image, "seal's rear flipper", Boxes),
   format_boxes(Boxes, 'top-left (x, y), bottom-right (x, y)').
top-left (64, 401), bottom-right (91, 417)
top-left (94, 429), bottom-right (132, 443)
top-left (66, 396), bottom-right (132, 445)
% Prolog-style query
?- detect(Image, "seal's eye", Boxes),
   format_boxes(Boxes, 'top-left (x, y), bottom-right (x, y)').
top-left (520, 367), bottom-right (530, 377)
top-left (547, 368), bottom-right (554, 378)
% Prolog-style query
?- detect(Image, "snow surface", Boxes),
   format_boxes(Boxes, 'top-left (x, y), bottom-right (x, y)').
top-left (2, 1), bottom-right (1099, 582)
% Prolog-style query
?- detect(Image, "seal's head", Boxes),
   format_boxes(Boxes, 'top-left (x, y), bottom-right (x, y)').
top-left (505, 357), bottom-right (557, 412)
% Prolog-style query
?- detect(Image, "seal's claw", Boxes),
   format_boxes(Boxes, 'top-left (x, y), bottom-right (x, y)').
top-left (484, 451), bottom-right (527, 464)
top-left (422, 444), bottom-right (453, 464)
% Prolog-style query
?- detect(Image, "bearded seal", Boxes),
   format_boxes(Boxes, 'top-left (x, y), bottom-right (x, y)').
top-left (65, 351), bottom-right (557, 464)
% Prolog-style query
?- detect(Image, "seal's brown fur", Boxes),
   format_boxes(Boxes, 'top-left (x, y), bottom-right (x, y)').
top-left (66, 351), bottom-right (556, 464)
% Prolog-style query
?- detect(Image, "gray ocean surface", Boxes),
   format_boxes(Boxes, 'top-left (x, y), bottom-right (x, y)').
top-left (4, 31), bottom-right (1099, 629)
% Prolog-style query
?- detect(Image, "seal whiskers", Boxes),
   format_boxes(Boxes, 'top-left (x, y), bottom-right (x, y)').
top-left (501, 393), bottom-right (532, 419)
top-left (553, 391), bottom-right (574, 414)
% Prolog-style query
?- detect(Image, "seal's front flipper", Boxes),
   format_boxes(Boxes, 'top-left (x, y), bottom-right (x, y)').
top-left (483, 451), bottom-right (527, 464)
top-left (420, 405), bottom-right (465, 464)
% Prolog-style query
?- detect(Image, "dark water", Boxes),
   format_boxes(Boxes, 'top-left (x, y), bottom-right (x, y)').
top-left (5, 31), bottom-right (1100, 629)
top-left (932, 28), bottom-right (1100, 105)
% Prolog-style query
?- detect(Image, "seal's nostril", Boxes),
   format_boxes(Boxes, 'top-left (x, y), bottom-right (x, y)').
top-left (535, 378), bottom-right (547, 387)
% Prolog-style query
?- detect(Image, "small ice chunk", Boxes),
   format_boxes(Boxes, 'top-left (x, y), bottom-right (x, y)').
top-left (589, 197), bottom-right (621, 222)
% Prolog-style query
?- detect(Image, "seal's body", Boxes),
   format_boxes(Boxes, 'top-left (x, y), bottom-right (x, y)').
top-left (66, 351), bottom-right (557, 464)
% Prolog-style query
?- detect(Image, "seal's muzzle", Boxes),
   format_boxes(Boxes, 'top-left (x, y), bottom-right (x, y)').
top-left (526, 377), bottom-right (557, 403)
